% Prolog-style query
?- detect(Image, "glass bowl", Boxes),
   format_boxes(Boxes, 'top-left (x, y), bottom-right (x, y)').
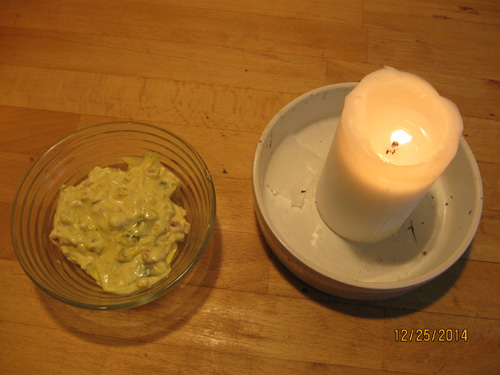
top-left (11, 122), bottom-right (216, 310)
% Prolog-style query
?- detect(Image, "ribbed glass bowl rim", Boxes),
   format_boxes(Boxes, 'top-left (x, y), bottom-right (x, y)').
top-left (11, 121), bottom-right (216, 310)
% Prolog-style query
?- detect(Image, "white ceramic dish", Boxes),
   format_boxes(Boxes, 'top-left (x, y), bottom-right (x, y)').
top-left (252, 83), bottom-right (483, 300)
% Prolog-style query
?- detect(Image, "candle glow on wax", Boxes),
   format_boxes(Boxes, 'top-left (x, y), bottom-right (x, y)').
top-left (316, 67), bottom-right (463, 243)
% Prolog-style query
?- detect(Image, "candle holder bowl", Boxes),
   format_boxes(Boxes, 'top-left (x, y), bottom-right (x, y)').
top-left (252, 83), bottom-right (482, 300)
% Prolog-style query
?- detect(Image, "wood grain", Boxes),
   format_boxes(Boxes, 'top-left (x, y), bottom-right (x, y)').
top-left (1, 1), bottom-right (499, 374)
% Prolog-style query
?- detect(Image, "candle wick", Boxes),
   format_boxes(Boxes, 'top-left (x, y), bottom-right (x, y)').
top-left (385, 141), bottom-right (400, 155)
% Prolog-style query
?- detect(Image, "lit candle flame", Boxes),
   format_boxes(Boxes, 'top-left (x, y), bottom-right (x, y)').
top-left (390, 129), bottom-right (413, 146)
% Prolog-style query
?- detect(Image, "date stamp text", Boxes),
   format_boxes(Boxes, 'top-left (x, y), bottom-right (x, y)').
top-left (394, 329), bottom-right (468, 342)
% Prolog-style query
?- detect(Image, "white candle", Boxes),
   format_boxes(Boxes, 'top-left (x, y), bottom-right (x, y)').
top-left (316, 67), bottom-right (463, 243)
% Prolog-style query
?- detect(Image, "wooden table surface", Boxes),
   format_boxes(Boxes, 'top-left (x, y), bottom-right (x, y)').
top-left (1, 1), bottom-right (499, 374)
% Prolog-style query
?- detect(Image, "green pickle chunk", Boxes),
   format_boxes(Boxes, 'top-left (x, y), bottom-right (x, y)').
top-left (50, 152), bottom-right (190, 294)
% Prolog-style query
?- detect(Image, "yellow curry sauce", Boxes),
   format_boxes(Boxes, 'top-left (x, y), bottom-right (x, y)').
top-left (49, 152), bottom-right (190, 294)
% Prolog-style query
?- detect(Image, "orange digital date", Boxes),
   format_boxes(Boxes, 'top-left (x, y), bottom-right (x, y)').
top-left (394, 328), bottom-right (468, 342)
